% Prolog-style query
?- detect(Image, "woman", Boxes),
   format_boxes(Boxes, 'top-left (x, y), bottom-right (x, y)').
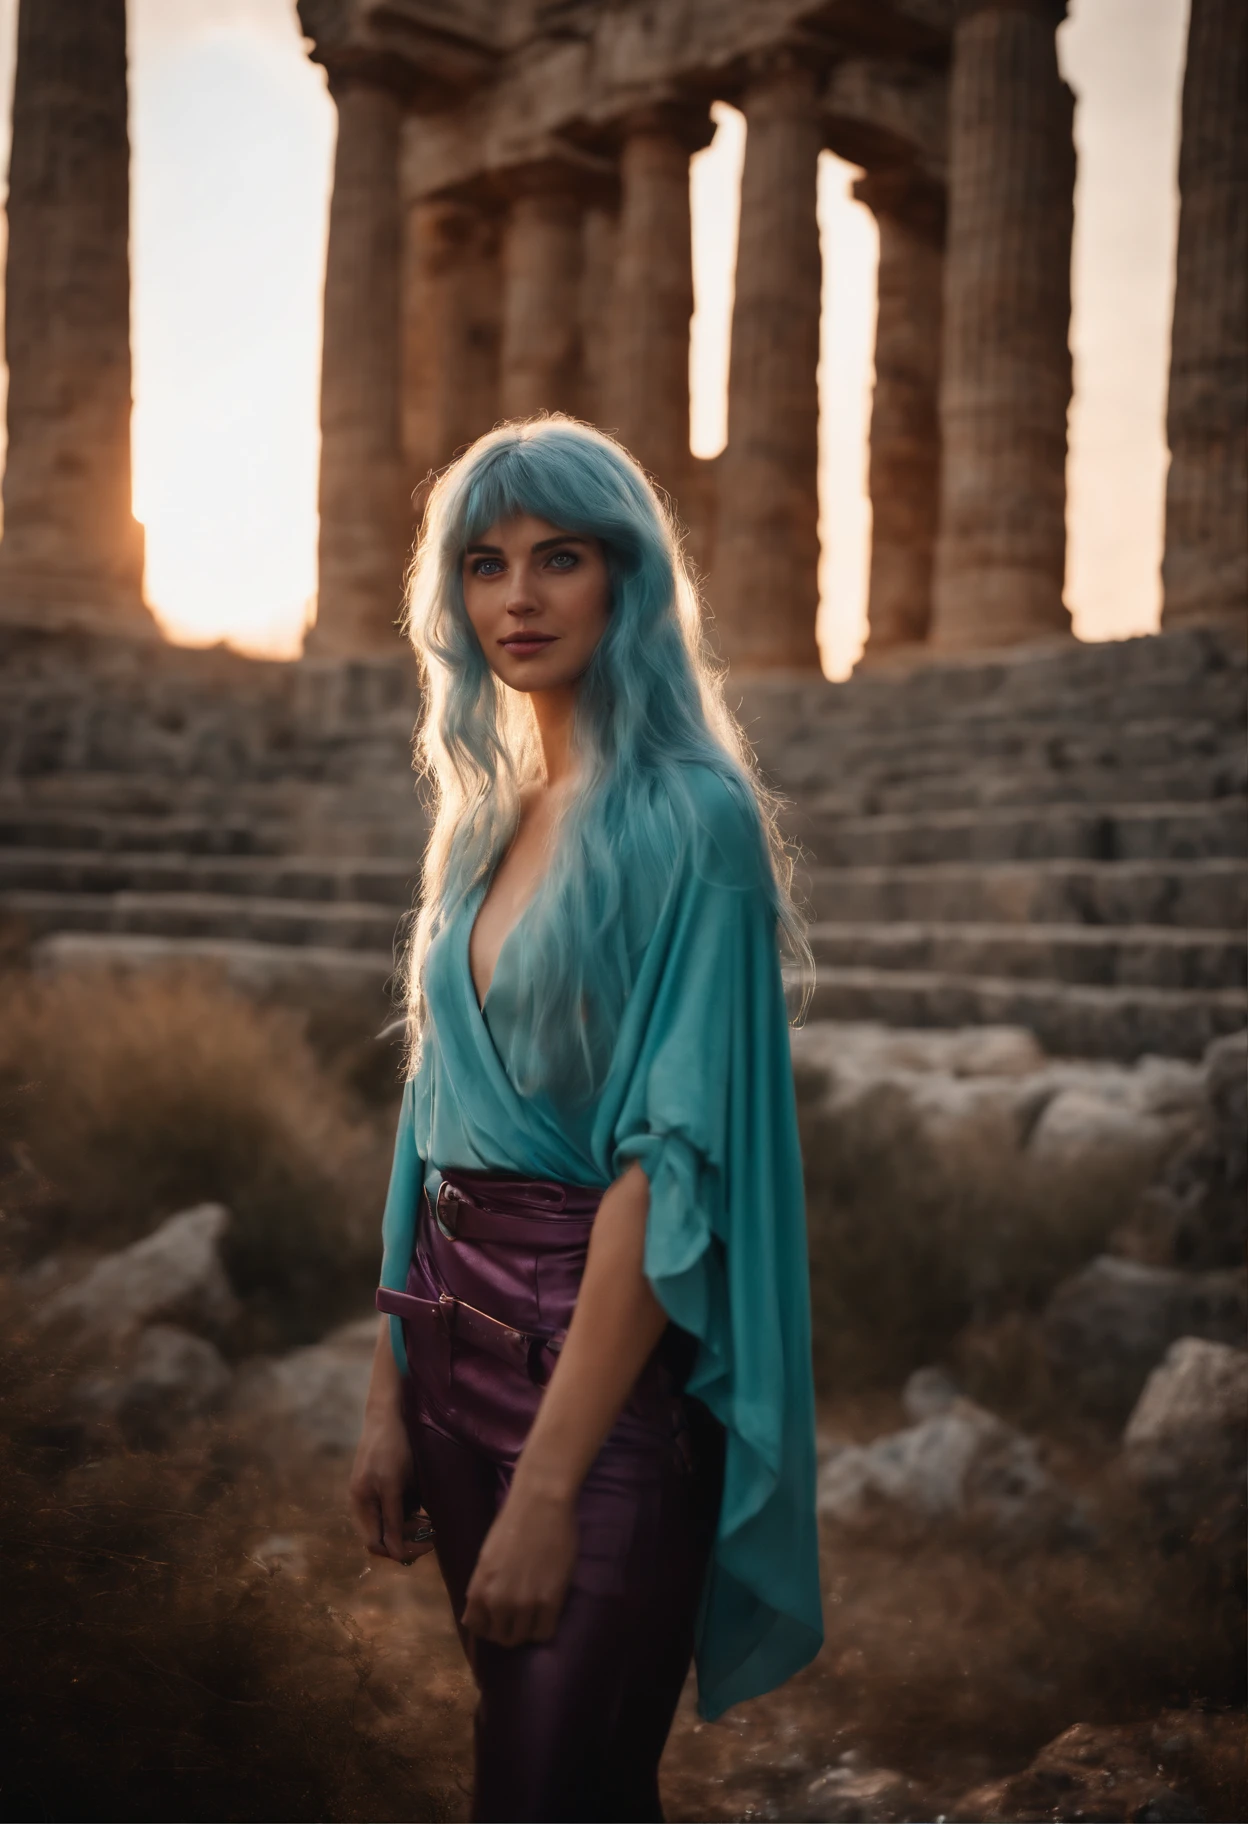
top-left (348, 417), bottom-right (822, 1823)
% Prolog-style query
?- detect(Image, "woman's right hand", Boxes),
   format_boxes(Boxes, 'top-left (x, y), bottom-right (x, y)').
top-left (347, 1320), bottom-right (434, 1565)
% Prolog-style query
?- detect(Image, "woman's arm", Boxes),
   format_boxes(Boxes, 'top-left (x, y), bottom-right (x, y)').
top-left (347, 1319), bottom-right (433, 1564)
top-left (460, 1159), bottom-right (668, 1646)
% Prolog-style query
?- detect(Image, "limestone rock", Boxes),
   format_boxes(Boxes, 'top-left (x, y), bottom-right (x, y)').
top-left (247, 1532), bottom-right (312, 1579)
top-left (793, 1023), bottom-right (1202, 1184)
top-left (792, 1020), bottom-right (1044, 1090)
top-left (43, 1204), bottom-right (239, 1343)
top-left (1042, 1254), bottom-right (1248, 1421)
top-left (817, 1396), bottom-right (1089, 1548)
top-left (1125, 1028), bottom-right (1247, 1269)
top-left (951, 1719), bottom-right (1206, 1823)
top-left (78, 1323), bottom-right (231, 1447)
top-left (1024, 1080), bottom-right (1196, 1181)
top-left (792, 1755), bottom-right (915, 1823)
top-left (901, 1364), bottom-right (960, 1421)
top-left (229, 1315), bottom-right (376, 1455)
top-left (1124, 1336), bottom-right (1248, 1539)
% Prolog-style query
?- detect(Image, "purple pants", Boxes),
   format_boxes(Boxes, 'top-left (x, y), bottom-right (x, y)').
top-left (386, 1172), bottom-right (723, 1824)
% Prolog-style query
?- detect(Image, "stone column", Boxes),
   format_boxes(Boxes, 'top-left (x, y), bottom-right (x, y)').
top-left (499, 168), bottom-right (585, 419)
top-left (1162, 0), bottom-right (1248, 627)
top-left (579, 202), bottom-right (619, 429)
top-left (856, 174), bottom-right (944, 659)
top-left (402, 195), bottom-right (501, 499)
top-left (930, 0), bottom-right (1074, 651)
top-left (310, 75), bottom-right (410, 656)
top-left (603, 106), bottom-right (708, 500)
top-left (0, 0), bottom-right (152, 636)
top-left (714, 56), bottom-right (823, 670)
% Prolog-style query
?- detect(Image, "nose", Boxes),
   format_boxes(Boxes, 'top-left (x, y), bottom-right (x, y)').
top-left (503, 560), bottom-right (539, 618)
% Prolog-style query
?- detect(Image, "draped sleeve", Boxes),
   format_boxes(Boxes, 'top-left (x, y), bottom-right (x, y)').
top-left (607, 767), bottom-right (823, 1720)
top-left (378, 1067), bottom-right (428, 1374)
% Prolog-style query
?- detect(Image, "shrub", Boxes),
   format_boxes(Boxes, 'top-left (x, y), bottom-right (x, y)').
top-left (0, 964), bottom-right (398, 1348)
top-left (0, 1295), bottom-right (450, 1823)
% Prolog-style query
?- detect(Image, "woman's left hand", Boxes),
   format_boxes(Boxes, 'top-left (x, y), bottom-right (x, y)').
top-left (461, 1479), bottom-right (578, 1647)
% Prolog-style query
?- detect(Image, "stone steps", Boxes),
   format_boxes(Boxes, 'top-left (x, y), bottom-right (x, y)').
top-left (0, 811), bottom-right (291, 857)
top-left (804, 858), bottom-right (1247, 930)
top-left (755, 709), bottom-right (1241, 768)
top-left (2, 623), bottom-right (1242, 1063)
top-left (0, 790), bottom-right (425, 862)
top-left (738, 623), bottom-right (1245, 726)
top-left (8, 847), bottom-right (1242, 933)
top-left (3, 888), bottom-right (405, 951)
top-left (807, 921), bottom-right (1246, 991)
top-left (799, 801), bottom-right (1245, 866)
top-left (811, 757), bottom-right (1246, 816)
top-left (0, 848), bottom-right (416, 905)
top-left (805, 967), bottom-right (1247, 1062)
top-left (31, 929), bottom-right (396, 996)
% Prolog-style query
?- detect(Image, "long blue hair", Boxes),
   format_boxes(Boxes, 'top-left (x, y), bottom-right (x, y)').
top-left (402, 415), bottom-right (809, 1095)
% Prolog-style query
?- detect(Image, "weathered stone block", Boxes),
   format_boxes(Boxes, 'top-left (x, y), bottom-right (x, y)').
top-left (1042, 1254), bottom-right (1248, 1420)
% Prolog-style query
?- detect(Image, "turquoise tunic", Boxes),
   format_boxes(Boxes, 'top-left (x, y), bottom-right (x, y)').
top-left (377, 766), bottom-right (823, 1719)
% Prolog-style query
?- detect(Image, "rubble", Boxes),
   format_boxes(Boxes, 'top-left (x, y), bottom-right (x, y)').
top-left (77, 1322), bottom-right (232, 1447)
top-left (1124, 1336), bottom-right (1248, 1539)
top-left (229, 1315), bottom-right (377, 1455)
top-left (42, 1204), bottom-right (239, 1343)
top-left (1043, 1254), bottom-right (1247, 1421)
top-left (817, 1395), bottom-right (1090, 1549)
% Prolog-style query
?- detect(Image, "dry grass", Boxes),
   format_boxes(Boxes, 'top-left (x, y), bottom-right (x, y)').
top-left (0, 1292), bottom-right (457, 1824)
top-left (0, 964), bottom-right (397, 1348)
top-left (663, 1446), bottom-right (1246, 1820)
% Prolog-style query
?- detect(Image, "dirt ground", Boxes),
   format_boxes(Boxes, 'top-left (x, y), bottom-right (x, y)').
top-left (312, 1396), bottom-right (1246, 1823)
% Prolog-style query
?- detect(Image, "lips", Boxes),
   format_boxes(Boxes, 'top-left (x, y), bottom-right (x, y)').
top-left (500, 634), bottom-right (556, 653)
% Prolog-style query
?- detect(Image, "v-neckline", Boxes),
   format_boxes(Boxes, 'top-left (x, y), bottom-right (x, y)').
top-left (465, 875), bottom-right (536, 1016)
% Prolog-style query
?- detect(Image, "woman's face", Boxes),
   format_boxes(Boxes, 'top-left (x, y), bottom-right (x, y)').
top-left (461, 514), bottom-right (610, 693)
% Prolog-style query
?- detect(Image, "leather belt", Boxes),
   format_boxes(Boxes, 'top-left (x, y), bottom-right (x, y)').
top-left (431, 1173), bottom-right (599, 1247)
top-left (376, 1285), bottom-right (565, 1386)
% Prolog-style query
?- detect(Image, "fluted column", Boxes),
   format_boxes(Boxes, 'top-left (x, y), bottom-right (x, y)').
top-left (499, 169), bottom-right (584, 419)
top-left (579, 201), bottom-right (619, 429)
top-left (0, 0), bottom-right (152, 637)
top-left (856, 175), bottom-right (944, 659)
top-left (603, 107), bottom-right (708, 499)
top-left (714, 57), bottom-right (823, 670)
top-left (402, 195), bottom-right (501, 498)
top-left (310, 75), bottom-right (410, 655)
top-left (1162, 0), bottom-right (1248, 626)
top-left (930, 0), bottom-right (1074, 651)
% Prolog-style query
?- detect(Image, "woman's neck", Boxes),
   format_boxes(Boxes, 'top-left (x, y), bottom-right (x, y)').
top-left (530, 685), bottom-right (579, 789)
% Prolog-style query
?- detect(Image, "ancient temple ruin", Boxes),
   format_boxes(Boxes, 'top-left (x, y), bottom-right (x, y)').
top-left (0, 0), bottom-right (1243, 1064)
top-left (291, 0), bottom-right (1246, 663)
top-left (0, 0), bottom-right (1242, 662)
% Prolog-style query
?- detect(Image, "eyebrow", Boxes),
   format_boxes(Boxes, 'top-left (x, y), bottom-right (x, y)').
top-left (464, 535), bottom-right (588, 556)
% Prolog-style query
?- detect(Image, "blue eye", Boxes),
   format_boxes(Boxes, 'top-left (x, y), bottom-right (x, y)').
top-left (472, 557), bottom-right (505, 577)
top-left (548, 549), bottom-right (578, 569)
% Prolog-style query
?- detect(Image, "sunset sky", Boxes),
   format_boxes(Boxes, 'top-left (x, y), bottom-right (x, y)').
top-left (0, 0), bottom-right (1190, 676)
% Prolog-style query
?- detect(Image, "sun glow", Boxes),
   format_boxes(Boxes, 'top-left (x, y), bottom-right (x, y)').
top-left (128, 0), bottom-right (333, 657)
top-left (688, 110), bottom-right (878, 680)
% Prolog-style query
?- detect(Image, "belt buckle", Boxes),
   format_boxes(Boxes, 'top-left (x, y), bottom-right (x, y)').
top-left (436, 1179), bottom-right (467, 1237)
